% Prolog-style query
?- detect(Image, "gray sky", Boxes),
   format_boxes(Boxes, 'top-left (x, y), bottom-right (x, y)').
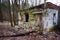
top-left (47, 0), bottom-right (60, 5)
top-left (10, 0), bottom-right (60, 6)
top-left (26, 0), bottom-right (60, 6)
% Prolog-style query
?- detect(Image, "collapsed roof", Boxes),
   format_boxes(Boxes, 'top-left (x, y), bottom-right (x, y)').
top-left (21, 2), bottom-right (60, 11)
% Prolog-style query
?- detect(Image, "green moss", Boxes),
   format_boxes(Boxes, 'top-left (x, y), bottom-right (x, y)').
top-left (48, 25), bottom-right (59, 32)
top-left (49, 27), bottom-right (55, 32)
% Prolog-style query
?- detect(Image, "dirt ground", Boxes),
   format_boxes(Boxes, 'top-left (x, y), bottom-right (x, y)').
top-left (0, 32), bottom-right (60, 40)
top-left (0, 28), bottom-right (60, 40)
top-left (0, 22), bottom-right (60, 40)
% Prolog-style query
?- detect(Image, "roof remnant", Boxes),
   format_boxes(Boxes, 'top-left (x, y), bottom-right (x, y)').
top-left (30, 2), bottom-right (60, 10)
top-left (21, 2), bottom-right (60, 11)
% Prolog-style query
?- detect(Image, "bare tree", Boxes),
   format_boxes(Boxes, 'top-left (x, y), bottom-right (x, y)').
top-left (44, 0), bottom-right (47, 9)
top-left (13, 0), bottom-right (18, 25)
top-left (18, 0), bottom-right (21, 25)
top-left (43, 0), bottom-right (47, 33)
top-left (22, 0), bottom-right (24, 9)
top-left (8, 0), bottom-right (14, 27)
top-left (0, 0), bottom-right (3, 22)
top-left (39, 0), bottom-right (41, 5)
top-left (35, 0), bottom-right (37, 6)
top-left (30, 0), bottom-right (34, 7)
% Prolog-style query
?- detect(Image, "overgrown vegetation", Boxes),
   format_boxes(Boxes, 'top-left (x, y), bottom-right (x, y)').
top-left (49, 25), bottom-right (60, 32)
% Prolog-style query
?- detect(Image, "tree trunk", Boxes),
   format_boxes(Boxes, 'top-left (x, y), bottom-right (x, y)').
top-left (14, 0), bottom-right (18, 25)
top-left (0, 0), bottom-right (3, 22)
top-left (8, 0), bottom-right (14, 27)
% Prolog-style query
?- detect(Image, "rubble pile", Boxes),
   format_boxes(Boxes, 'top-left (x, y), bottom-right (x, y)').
top-left (0, 22), bottom-right (39, 36)
top-left (0, 31), bottom-right (60, 40)
top-left (0, 22), bottom-right (60, 40)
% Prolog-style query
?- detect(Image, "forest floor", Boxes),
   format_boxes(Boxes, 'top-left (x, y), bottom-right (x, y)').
top-left (0, 21), bottom-right (60, 40)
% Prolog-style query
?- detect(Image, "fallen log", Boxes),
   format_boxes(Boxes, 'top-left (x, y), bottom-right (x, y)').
top-left (0, 30), bottom-right (37, 38)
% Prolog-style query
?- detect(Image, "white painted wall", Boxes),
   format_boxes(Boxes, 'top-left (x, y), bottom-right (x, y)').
top-left (43, 8), bottom-right (58, 29)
